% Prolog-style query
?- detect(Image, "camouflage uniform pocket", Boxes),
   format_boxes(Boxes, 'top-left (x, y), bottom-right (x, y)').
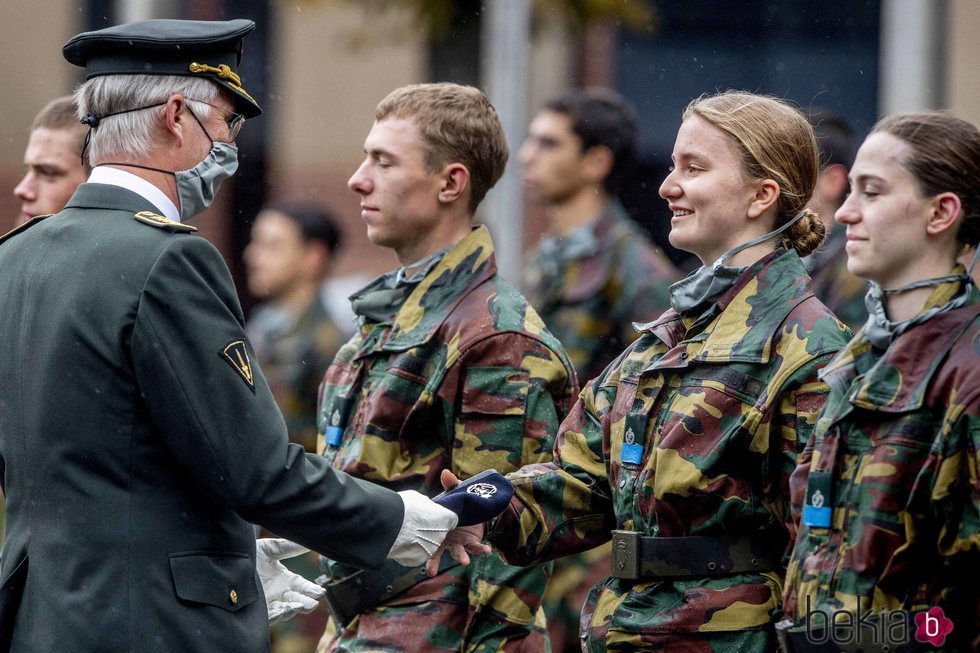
top-left (455, 366), bottom-right (531, 473)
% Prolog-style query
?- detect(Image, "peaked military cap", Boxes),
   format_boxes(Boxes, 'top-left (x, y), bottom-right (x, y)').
top-left (63, 18), bottom-right (261, 118)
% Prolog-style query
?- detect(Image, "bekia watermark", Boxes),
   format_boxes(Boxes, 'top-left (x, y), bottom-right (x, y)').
top-left (804, 596), bottom-right (955, 649)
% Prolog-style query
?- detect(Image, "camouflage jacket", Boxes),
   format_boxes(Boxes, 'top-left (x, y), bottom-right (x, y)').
top-left (783, 281), bottom-right (980, 650)
top-left (317, 226), bottom-right (577, 650)
top-left (522, 203), bottom-right (680, 383)
top-left (488, 249), bottom-right (851, 650)
top-left (807, 222), bottom-right (869, 332)
top-left (246, 295), bottom-right (345, 451)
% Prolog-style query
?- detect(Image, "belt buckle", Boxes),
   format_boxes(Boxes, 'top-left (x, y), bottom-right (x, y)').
top-left (610, 530), bottom-right (640, 580)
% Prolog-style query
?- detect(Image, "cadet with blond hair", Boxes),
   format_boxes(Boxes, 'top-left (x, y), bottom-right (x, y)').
top-left (436, 91), bottom-right (851, 652)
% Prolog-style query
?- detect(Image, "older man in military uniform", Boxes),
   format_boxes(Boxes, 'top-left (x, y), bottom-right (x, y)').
top-left (314, 83), bottom-right (578, 652)
top-left (0, 19), bottom-right (457, 653)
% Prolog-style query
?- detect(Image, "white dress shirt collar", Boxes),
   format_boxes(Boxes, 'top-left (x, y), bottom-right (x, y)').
top-left (87, 166), bottom-right (181, 222)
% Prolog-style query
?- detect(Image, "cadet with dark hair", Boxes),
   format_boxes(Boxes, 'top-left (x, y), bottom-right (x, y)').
top-left (805, 108), bottom-right (868, 330)
top-left (245, 203), bottom-right (347, 452)
top-left (436, 91), bottom-right (852, 651)
top-left (780, 111), bottom-right (980, 653)
top-left (313, 82), bottom-right (577, 652)
top-left (0, 20), bottom-right (457, 652)
top-left (13, 95), bottom-right (89, 226)
top-left (519, 87), bottom-right (680, 652)
top-left (521, 87), bottom-right (680, 384)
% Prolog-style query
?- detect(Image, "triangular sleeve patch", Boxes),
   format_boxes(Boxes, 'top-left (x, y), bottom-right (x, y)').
top-left (221, 340), bottom-right (255, 392)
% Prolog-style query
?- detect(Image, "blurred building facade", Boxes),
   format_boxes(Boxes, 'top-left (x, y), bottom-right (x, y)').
top-left (1, 0), bottom-right (978, 291)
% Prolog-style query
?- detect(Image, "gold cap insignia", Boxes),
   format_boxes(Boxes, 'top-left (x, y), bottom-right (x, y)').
top-left (221, 340), bottom-right (255, 392)
top-left (189, 61), bottom-right (257, 104)
top-left (134, 211), bottom-right (197, 233)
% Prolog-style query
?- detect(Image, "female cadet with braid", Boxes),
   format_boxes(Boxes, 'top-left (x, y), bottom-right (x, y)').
top-left (437, 90), bottom-right (852, 652)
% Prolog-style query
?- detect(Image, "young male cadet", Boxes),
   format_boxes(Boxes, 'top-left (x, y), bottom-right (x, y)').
top-left (13, 95), bottom-right (88, 225)
top-left (314, 83), bottom-right (578, 653)
top-left (0, 19), bottom-right (455, 653)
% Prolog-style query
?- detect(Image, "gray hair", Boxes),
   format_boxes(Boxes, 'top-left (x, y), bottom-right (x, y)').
top-left (74, 74), bottom-right (218, 163)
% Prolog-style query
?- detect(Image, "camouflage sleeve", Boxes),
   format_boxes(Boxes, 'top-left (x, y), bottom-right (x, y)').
top-left (488, 380), bottom-right (617, 566)
top-left (443, 333), bottom-right (574, 637)
top-left (769, 353), bottom-right (836, 565)
top-left (447, 332), bottom-right (573, 480)
top-left (934, 404), bottom-right (980, 597)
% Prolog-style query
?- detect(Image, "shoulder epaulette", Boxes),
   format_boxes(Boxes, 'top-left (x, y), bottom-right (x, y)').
top-left (134, 211), bottom-right (197, 233)
top-left (0, 214), bottom-right (52, 246)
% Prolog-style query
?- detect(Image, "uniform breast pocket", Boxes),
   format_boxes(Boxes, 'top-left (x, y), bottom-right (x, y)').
top-left (169, 551), bottom-right (258, 612)
top-left (855, 413), bottom-right (941, 515)
top-left (660, 366), bottom-right (764, 454)
top-left (457, 366), bottom-right (531, 471)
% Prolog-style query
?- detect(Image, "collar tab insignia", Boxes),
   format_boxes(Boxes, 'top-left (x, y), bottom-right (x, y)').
top-left (134, 211), bottom-right (197, 233)
top-left (221, 340), bottom-right (255, 392)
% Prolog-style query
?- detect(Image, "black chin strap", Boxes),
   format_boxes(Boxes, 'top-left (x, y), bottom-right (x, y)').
top-left (79, 101), bottom-right (168, 165)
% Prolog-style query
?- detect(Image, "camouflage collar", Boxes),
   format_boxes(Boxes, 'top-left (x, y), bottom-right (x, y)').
top-left (645, 250), bottom-right (814, 364)
top-left (375, 225), bottom-right (497, 351)
top-left (533, 202), bottom-right (632, 303)
top-left (821, 288), bottom-right (980, 412)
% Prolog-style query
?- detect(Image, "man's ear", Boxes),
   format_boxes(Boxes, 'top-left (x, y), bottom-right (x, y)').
top-left (746, 179), bottom-right (780, 219)
top-left (438, 163), bottom-right (470, 205)
top-left (163, 94), bottom-right (187, 145)
top-left (926, 192), bottom-right (962, 237)
top-left (581, 145), bottom-right (614, 185)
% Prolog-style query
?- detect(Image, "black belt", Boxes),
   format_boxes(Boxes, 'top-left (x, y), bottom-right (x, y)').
top-left (610, 530), bottom-right (783, 580)
top-left (318, 552), bottom-right (458, 627)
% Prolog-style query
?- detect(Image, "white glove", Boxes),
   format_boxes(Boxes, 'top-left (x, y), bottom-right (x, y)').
top-left (387, 490), bottom-right (459, 567)
top-left (256, 538), bottom-right (325, 624)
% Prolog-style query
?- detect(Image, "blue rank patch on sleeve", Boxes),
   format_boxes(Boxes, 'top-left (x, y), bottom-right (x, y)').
top-left (433, 469), bottom-right (514, 526)
top-left (619, 412), bottom-right (647, 465)
top-left (803, 471), bottom-right (833, 528)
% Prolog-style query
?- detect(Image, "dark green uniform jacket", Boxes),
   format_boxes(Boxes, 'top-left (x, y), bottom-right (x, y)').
top-left (0, 184), bottom-right (403, 652)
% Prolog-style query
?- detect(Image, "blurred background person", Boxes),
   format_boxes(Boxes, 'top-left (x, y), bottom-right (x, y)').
top-left (244, 203), bottom-right (348, 653)
top-left (518, 87), bottom-right (680, 653)
top-left (805, 108), bottom-right (868, 331)
top-left (245, 203), bottom-right (347, 453)
top-left (13, 95), bottom-right (88, 226)
top-left (521, 87), bottom-right (680, 385)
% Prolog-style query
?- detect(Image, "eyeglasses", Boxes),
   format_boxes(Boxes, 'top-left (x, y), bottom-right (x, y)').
top-left (185, 98), bottom-right (245, 141)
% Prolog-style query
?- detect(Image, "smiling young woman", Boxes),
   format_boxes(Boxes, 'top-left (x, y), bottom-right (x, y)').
top-left (436, 90), bottom-right (852, 652)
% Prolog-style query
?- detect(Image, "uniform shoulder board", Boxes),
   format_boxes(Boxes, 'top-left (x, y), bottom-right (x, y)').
top-left (0, 213), bottom-right (53, 246)
top-left (134, 211), bottom-right (197, 233)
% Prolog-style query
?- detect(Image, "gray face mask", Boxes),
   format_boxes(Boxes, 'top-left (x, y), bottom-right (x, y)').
top-left (863, 249), bottom-right (978, 350)
top-left (174, 141), bottom-right (239, 220)
top-left (669, 210), bottom-right (806, 314)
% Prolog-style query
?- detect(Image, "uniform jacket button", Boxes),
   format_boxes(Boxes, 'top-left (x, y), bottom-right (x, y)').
top-left (229, 589), bottom-right (239, 605)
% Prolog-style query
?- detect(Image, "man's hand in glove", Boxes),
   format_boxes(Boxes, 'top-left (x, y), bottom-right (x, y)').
top-left (256, 538), bottom-right (325, 624)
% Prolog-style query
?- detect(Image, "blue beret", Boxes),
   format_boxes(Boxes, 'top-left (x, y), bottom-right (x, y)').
top-left (63, 18), bottom-right (261, 118)
top-left (433, 469), bottom-right (514, 527)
